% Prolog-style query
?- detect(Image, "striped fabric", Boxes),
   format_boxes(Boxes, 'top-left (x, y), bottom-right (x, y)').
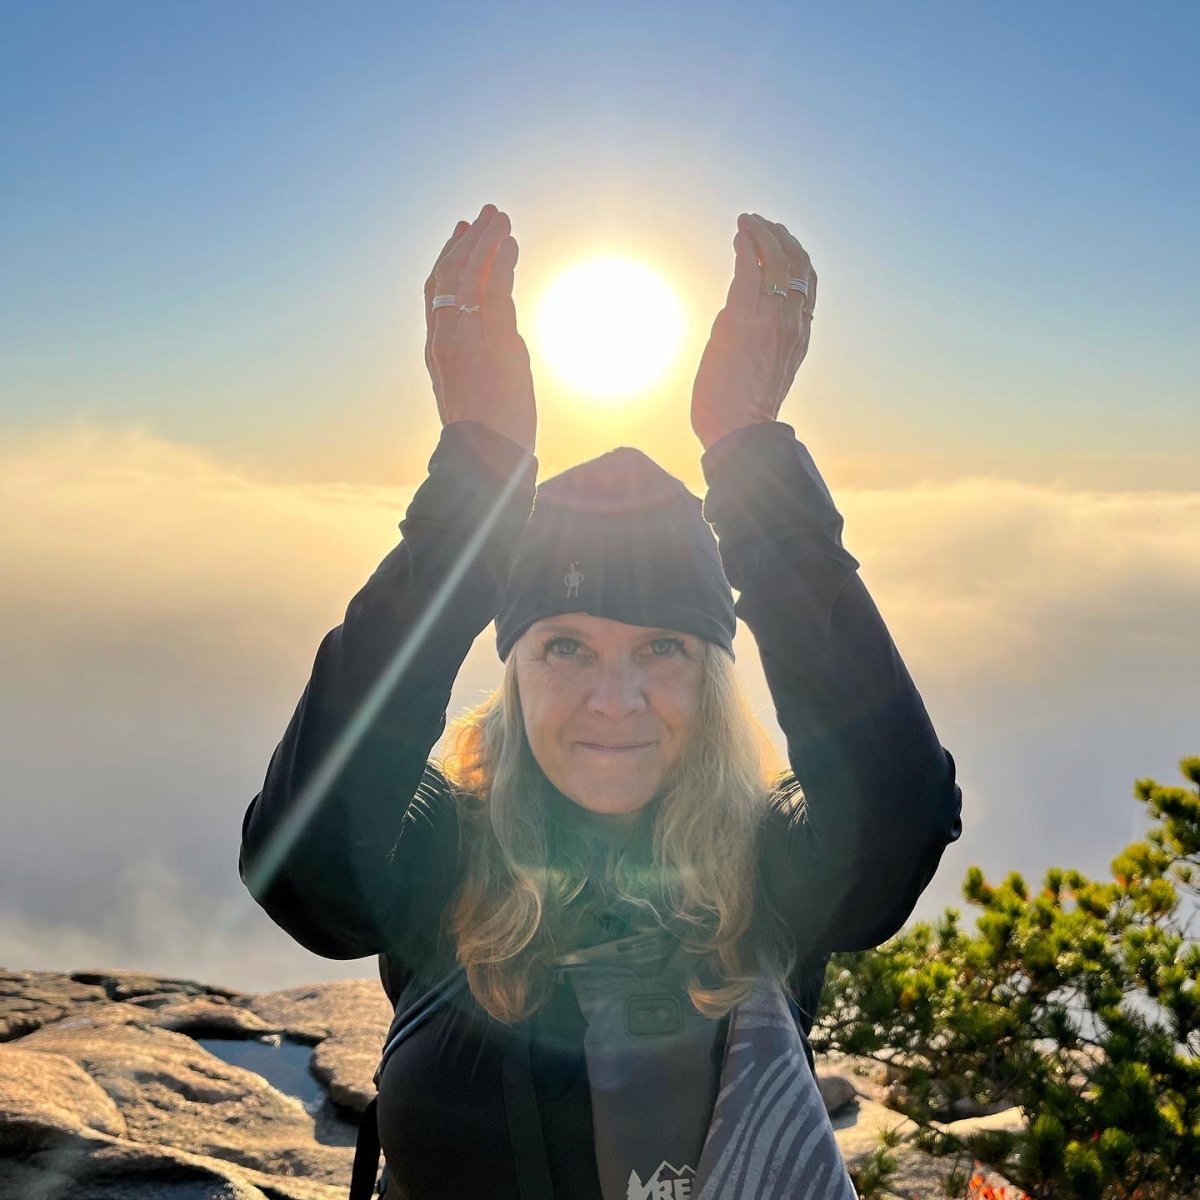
top-left (692, 978), bottom-right (858, 1200)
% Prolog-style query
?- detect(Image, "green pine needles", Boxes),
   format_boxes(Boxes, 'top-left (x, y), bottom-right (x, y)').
top-left (816, 754), bottom-right (1200, 1200)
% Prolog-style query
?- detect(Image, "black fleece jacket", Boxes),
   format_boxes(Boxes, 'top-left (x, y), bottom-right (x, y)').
top-left (238, 417), bottom-right (963, 1199)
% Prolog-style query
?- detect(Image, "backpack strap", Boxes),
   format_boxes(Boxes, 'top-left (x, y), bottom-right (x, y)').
top-left (380, 967), bottom-right (555, 1199)
top-left (347, 968), bottom-right (470, 1200)
top-left (501, 1019), bottom-right (555, 1200)
top-left (350, 1097), bottom-right (382, 1200)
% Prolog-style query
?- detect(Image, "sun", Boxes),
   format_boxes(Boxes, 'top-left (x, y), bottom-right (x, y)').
top-left (533, 257), bottom-right (685, 400)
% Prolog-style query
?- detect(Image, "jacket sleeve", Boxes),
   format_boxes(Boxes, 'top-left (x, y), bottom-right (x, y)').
top-left (700, 420), bottom-right (963, 959)
top-left (238, 420), bottom-right (538, 961)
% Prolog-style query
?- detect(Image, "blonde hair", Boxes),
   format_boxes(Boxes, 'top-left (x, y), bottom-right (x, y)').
top-left (439, 637), bottom-right (792, 1024)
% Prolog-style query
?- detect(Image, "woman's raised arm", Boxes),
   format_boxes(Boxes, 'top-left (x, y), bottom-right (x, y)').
top-left (239, 204), bottom-right (538, 962)
top-left (701, 420), bottom-right (962, 960)
top-left (692, 215), bottom-right (962, 963)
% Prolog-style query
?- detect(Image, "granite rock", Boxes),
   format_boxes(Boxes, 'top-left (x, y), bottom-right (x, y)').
top-left (0, 1124), bottom-right (348, 1200)
top-left (0, 968), bottom-right (109, 1040)
top-left (831, 1094), bottom-right (922, 1162)
top-left (817, 1068), bottom-right (859, 1116)
top-left (0, 965), bottom-right (1032, 1199)
top-left (149, 997), bottom-right (279, 1038)
top-left (0, 1044), bottom-right (127, 1147)
top-left (17, 1013), bottom-right (352, 1182)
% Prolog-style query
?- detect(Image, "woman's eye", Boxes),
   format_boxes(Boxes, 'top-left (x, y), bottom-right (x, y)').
top-left (543, 636), bottom-right (684, 659)
top-left (650, 638), bottom-right (685, 656)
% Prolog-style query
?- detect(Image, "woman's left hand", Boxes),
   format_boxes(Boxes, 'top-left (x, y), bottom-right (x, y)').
top-left (691, 213), bottom-right (817, 452)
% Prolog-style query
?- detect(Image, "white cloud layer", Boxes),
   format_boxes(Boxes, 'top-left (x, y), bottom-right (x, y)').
top-left (2, 422), bottom-right (1197, 993)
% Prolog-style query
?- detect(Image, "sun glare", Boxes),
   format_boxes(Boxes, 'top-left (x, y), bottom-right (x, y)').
top-left (533, 257), bottom-right (685, 400)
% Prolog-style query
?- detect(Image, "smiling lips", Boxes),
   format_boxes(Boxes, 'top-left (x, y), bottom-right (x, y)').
top-left (577, 741), bottom-right (656, 753)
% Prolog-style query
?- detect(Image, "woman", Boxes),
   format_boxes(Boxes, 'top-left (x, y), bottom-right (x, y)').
top-left (239, 203), bottom-right (963, 1199)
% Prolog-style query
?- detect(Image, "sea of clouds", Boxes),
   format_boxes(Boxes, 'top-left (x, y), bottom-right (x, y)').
top-left (2, 423), bottom-right (1197, 992)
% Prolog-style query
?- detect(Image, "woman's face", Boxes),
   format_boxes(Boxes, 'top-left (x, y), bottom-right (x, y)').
top-left (514, 613), bottom-right (706, 825)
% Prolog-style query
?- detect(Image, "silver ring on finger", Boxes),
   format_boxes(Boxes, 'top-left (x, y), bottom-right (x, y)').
top-left (432, 294), bottom-right (457, 310)
top-left (458, 303), bottom-right (482, 315)
top-left (787, 278), bottom-right (809, 296)
top-left (765, 283), bottom-right (789, 299)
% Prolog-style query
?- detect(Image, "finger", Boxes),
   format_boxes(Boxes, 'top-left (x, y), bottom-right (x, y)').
top-left (430, 220), bottom-right (469, 284)
top-left (774, 221), bottom-right (816, 318)
top-left (456, 210), bottom-right (510, 351)
top-left (484, 233), bottom-right (520, 344)
top-left (724, 217), bottom-right (760, 325)
top-left (780, 247), bottom-right (816, 390)
top-left (425, 222), bottom-right (470, 426)
top-left (744, 213), bottom-right (790, 299)
top-left (445, 203), bottom-right (500, 280)
top-left (432, 203), bottom-right (498, 334)
top-left (767, 220), bottom-right (812, 279)
top-left (425, 220), bottom-right (470, 336)
top-left (459, 210), bottom-right (509, 302)
top-left (764, 219), bottom-right (812, 336)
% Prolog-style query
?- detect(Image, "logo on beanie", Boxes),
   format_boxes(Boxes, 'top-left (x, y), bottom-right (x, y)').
top-left (564, 561), bottom-right (584, 599)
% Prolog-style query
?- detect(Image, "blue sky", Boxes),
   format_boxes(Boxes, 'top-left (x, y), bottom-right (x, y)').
top-left (3, 2), bottom-right (1197, 482)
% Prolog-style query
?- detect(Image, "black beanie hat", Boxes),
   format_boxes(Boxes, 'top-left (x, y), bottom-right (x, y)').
top-left (495, 446), bottom-right (736, 662)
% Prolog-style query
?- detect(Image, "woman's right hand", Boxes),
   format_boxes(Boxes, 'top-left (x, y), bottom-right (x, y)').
top-left (424, 203), bottom-right (537, 454)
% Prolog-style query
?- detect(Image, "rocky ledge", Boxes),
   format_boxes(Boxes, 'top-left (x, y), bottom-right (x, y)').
top-left (1, 966), bottom-right (1023, 1199)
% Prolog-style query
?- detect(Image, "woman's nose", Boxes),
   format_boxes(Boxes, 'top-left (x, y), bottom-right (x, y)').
top-left (585, 662), bottom-right (648, 717)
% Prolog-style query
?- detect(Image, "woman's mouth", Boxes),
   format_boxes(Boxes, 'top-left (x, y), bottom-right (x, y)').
top-left (577, 741), bottom-right (657, 754)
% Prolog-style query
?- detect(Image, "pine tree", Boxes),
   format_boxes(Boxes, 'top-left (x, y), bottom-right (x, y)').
top-left (814, 754), bottom-right (1200, 1200)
